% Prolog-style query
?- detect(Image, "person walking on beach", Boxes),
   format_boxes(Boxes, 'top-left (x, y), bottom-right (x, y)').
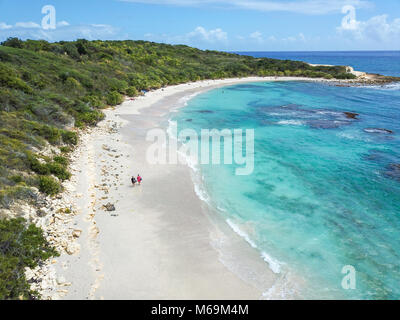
top-left (137, 174), bottom-right (142, 185)
top-left (131, 176), bottom-right (137, 186)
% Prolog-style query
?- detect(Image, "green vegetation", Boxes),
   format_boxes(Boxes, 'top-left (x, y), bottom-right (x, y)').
top-left (0, 218), bottom-right (59, 299)
top-left (38, 176), bottom-right (61, 195)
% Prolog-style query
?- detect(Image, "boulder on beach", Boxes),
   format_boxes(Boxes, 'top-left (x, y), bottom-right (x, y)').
top-left (103, 203), bottom-right (116, 212)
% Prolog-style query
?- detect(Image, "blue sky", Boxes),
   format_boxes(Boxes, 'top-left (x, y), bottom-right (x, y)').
top-left (0, 0), bottom-right (399, 51)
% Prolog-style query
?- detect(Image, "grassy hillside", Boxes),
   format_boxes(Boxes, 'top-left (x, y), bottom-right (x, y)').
top-left (0, 39), bottom-right (360, 299)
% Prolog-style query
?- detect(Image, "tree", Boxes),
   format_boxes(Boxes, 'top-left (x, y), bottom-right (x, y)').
top-left (76, 39), bottom-right (88, 55)
top-left (1, 37), bottom-right (24, 49)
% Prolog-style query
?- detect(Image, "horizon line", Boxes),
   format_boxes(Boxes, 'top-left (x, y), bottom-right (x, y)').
top-left (230, 50), bottom-right (400, 52)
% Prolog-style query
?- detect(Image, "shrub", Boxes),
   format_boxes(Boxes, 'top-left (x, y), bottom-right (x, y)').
top-left (61, 130), bottom-right (78, 145)
top-left (324, 74), bottom-right (334, 80)
top-left (106, 91), bottom-right (123, 105)
top-left (62, 43), bottom-right (80, 60)
top-left (126, 86), bottom-right (139, 97)
top-left (0, 218), bottom-right (59, 299)
top-left (53, 156), bottom-right (69, 166)
top-left (75, 110), bottom-right (104, 127)
top-left (60, 146), bottom-right (72, 153)
top-left (76, 39), bottom-right (88, 55)
top-left (1, 37), bottom-right (23, 49)
top-left (64, 77), bottom-right (82, 93)
top-left (9, 175), bottom-right (23, 184)
top-left (335, 73), bottom-right (357, 80)
top-left (108, 78), bottom-right (128, 93)
top-left (82, 95), bottom-right (104, 108)
top-left (38, 176), bottom-right (61, 195)
top-left (38, 125), bottom-right (61, 144)
top-left (0, 64), bottom-right (33, 94)
top-left (27, 154), bottom-right (50, 175)
top-left (47, 162), bottom-right (71, 181)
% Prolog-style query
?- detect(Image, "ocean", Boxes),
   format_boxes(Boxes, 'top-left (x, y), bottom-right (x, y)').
top-left (235, 51), bottom-right (400, 77)
top-left (171, 52), bottom-right (400, 299)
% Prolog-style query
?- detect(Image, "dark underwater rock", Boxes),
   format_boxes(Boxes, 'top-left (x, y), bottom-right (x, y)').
top-left (344, 112), bottom-right (359, 119)
top-left (308, 120), bottom-right (349, 129)
top-left (260, 104), bottom-right (360, 130)
top-left (385, 164), bottom-right (400, 181)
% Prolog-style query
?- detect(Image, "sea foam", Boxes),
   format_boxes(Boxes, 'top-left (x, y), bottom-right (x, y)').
top-left (226, 219), bottom-right (283, 274)
top-left (277, 120), bottom-right (305, 126)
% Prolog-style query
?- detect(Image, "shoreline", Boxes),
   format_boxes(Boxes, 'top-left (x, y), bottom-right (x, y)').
top-left (57, 77), bottom-right (288, 300)
top-left (52, 77), bottom-right (301, 300)
top-left (26, 75), bottom-right (395, 299)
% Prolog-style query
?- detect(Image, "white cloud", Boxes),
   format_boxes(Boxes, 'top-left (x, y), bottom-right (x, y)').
top-left (250, 31), bottom-right (263, 42)
top-left (283, 36), bottom-right (297, 41)
top-left (57, 21), bottom-right (70, 27)
top-left (0, 22), bottom-right (12, 30)
top-left (282, 33), bottom-right (307, 42)
top-left (187, 26), bottom-right (227, 42)
top-left (144, 26), bottom-right (228, 48)
top-left (236, 31), bottom-right (306, 46)
top-left (15, 22), bottom-right (41, 29)
top-left (338, 13), bottom-right (400, 43)
top-left (120, 0), bottom-right (372, 15)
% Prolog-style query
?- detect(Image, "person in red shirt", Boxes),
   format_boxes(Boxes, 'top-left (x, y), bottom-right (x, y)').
top-left (137, 174), bottom-right (142, 185)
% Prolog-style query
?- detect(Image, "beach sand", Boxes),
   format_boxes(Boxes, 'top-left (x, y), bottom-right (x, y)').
top-left (54, 77), bottom-right (318, 300)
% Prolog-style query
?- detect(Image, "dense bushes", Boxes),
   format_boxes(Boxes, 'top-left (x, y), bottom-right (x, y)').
top-left (27, 152), bottom-right (70, 189)
top-left (47, 162), bottom-right (71, 181)
top-left (1, 37), bottom-right (24, 49)
top-left (335, 73), bottom-right (357, 80)
top-left (38, 176), bottom-right (61, 195)
top-left (0, 218), bottom-right (59, 299)
top-left (126, 86), bottom-right (139, 97)
top-left (27, 154), bottom-right (50, 175)
top-left (106, 91), bottom-right (123, 105)
top-left (61, 130), bottom-right (78, 145)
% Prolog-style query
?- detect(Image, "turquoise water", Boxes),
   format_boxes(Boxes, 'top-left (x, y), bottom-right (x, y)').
top-left (172, 80), bottom-right (400, 299)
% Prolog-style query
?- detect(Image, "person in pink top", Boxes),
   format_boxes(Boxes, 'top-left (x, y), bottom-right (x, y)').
top-left (137, 174), bottom-right (142, 185)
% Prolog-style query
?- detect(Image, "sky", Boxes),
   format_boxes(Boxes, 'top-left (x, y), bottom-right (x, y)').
top-left (0, 0), bottom-right (399, 51)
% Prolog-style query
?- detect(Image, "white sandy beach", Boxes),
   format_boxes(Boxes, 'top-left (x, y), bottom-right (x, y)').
top-left (50, 76), bottom-right (331, 300)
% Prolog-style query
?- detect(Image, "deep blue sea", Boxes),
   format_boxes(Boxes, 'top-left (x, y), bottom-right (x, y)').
top-left (172, 52), bottom-right (400, 299)
top-left (235, 51), bottom-right (400, 77)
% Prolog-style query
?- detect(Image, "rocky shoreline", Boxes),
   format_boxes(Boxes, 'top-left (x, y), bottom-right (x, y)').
top-left (1, 190), bottom-right (80, 299)
top-left (335, 73), bottom-right (400, 87)
top-left (0, 129), bottom-right (96, 299)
